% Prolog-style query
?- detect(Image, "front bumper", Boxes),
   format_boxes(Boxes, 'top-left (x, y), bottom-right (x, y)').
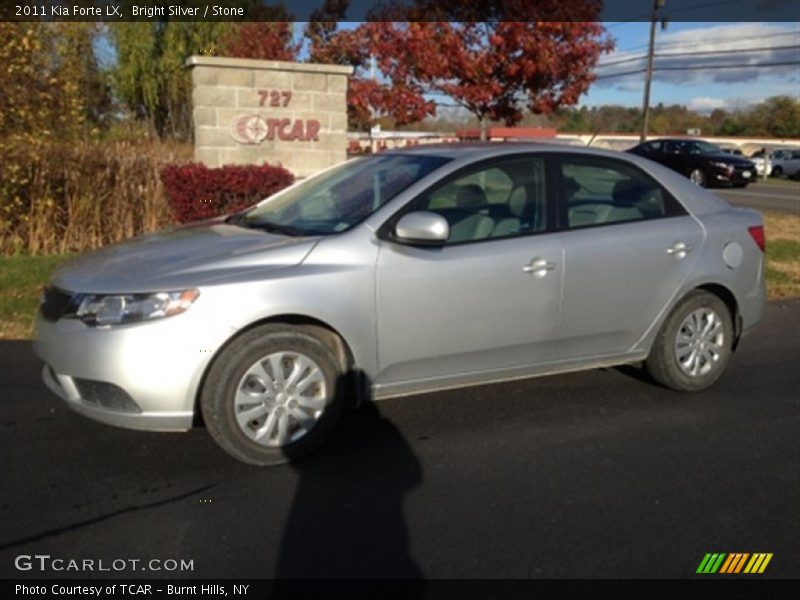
top-left (712, 167), bottom-right (754, 185)
top-left (33, 304), bottom-right (234, 432)
top-left (41, 364), bottom-right (193, 431)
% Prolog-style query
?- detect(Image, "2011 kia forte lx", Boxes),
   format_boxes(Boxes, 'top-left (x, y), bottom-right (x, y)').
top-left (34, 144), bottom-right (766, 465)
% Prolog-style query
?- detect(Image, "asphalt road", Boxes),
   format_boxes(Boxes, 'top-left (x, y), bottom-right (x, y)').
top-left (1, 300), bottom-right (798, 580)
top-left (715, 181), bottom-right (799, 215)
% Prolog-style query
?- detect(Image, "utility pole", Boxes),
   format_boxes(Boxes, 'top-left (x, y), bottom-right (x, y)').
top-left (640, 0), bottom-right (666, 143)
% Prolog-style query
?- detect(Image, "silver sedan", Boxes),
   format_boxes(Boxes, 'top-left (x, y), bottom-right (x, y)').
top-left (34, 144), bottom-right (766, 465)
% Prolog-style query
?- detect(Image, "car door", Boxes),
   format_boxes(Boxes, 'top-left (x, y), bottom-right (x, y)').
top-left (556, 154), bottom-right (704, 357)
top-left (788, 150), bottom-right (800, 176)
top-left (662, 140), bottom-right (692, 175)
top-left (374, 155), bottom-right (564, 390)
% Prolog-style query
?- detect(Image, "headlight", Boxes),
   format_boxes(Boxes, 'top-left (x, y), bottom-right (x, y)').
top-left (710, 161), bottom-right (733, 170)
top-left (75, 289), bottom-right (200, 326)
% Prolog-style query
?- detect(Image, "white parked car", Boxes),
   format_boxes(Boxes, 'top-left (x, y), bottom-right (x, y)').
top-left (770, 149), bottom-right (800, 178)
top-left (750, 154), bottom-right (771, 177)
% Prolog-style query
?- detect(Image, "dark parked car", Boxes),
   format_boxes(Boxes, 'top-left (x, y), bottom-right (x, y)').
top-left (628, 138), bottom-right (756, 188)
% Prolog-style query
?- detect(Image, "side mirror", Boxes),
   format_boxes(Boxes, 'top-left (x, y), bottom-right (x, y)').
top-left (394, 211), bottom-right (449, 246)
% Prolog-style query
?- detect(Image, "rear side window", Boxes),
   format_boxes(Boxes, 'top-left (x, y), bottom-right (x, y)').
top-left (558, 156), bottom-right (685, 230)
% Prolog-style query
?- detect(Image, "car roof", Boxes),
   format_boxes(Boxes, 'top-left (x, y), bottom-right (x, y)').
top-left (644, 138), bottom-right (708, 144)
top-left (383, 141), bottom-right (637, 161)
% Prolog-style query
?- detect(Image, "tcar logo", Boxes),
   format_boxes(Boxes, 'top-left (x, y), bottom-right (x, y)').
top-left (229, 115), bottom-right (321, 144)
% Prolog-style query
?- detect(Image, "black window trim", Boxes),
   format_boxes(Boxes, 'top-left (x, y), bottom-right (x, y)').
top-left (376, 152), bottom-right (558, 248)
top-left (550, 152), bottom-right (688, 234)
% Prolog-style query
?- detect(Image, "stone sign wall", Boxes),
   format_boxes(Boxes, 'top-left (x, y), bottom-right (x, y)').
top-left (186, 56), bottom-right (353, 178)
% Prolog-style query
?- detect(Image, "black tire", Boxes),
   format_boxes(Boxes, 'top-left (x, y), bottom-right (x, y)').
top-left (688, 167), bottom-right (708, 188)
top-left (645, 290), bottom-right (734, 392)
top-left (771, 166), bottom-right (782, 178)
top-left (201, 324), bottom-right (346, 466)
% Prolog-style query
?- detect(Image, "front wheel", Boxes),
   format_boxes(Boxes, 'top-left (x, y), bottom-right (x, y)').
top-left (645, 291), bottom-right (733, 392)
top-left (689, 168), bottom-right (708, 187)
top-left (771, 166), bottom-right (783, 178)
top-left (201, 324), bottom-right (346, 466)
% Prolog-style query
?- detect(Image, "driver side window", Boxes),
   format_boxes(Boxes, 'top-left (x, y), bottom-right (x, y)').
top-left (415, 157), bottom-right (547, 244)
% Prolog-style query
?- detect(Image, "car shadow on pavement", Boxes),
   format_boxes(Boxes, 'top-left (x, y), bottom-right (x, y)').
top-left (273, 376), bottom-right (425, 585)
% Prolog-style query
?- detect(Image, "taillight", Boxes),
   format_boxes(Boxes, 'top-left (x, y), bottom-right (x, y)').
top-left (748, 225), bottom-right (765, 252)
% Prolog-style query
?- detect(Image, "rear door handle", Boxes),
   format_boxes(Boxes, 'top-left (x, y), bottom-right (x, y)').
top-left (666, 242), bottom-right (693, 259)
top-left (523, 258), bottom-right (556, 278)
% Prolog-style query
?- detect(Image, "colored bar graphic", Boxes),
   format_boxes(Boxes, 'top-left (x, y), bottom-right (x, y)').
top-left (703, 552), bottom-right (774, 574)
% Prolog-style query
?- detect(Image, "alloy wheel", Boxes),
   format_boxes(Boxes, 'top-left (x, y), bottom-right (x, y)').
top-left (674, 308), bottom-right (725, 377)
top-left (689, 168), bottom-right (706, 187)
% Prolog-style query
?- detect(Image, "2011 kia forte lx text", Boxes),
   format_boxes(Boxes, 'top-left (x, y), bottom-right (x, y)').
top-left (34, 144), bottom-right (766, 465)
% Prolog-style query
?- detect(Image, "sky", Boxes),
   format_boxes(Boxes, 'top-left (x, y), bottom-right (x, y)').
top-left (584, 21), bottom-right (800, 111)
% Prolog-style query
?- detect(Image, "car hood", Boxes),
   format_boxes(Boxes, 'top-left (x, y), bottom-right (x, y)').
top-left (706, 153), bottom-right (754, 167)
top-left (51, 218), bottom-right (320, 293)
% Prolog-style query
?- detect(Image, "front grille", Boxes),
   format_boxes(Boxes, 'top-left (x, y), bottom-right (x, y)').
top-left (40, 287), bottom-right (75, 322)
top-left (73, 378), bottom-right (142, 413)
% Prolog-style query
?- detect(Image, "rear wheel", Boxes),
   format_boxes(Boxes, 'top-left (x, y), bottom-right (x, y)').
top-left (201, 324), bottom-right (346, 466)
top-left (645, 291), bottom-right (733, 392)
top-left (689, 168), bottom-right (708, 187)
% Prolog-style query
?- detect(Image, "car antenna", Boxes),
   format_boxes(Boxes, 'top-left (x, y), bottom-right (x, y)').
top-left (587, 126), bottom-right (602, 148)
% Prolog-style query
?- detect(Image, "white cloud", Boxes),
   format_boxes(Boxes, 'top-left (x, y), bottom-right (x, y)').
top-left (596, 23), bottom-right (800, 90)
top-left (687, 97), bottom-right (727, 112)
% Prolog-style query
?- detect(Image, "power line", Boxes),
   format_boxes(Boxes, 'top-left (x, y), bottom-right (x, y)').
top-left (613, 29), bottom-right (799, 55)
top-left (596, 59), bottom-right (800, 80)
top-left (657, 59), bottom-right (800, 71)
top-left (597, 43), bottom-right (800, 68)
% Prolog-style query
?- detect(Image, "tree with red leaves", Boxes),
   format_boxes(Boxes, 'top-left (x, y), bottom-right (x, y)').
top-left (221, 5), bottom-right (299, 62)
top-left (304, 2), bottom-right (436, 131)
top-left (308, 26), bottom-right (436, 130)
top-left (362, 16), bottom-right (613, 138)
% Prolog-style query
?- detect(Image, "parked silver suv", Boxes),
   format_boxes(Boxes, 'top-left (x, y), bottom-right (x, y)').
top-left (34, 144), bottom-right (766, 465)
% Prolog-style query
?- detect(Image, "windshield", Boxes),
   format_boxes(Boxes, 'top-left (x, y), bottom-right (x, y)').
top-left (690, 141), bottom-right (724, 155)
top-left (241, 154), bottom-right (450, 235)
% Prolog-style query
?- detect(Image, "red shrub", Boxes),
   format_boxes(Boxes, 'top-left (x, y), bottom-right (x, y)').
top-left (160, 162), bottom-right (294, 223)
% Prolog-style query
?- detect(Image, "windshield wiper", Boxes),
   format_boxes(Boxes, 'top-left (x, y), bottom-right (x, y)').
top-left (224, 213), bottom-right (248, 226)
top-left (224, 213), bottom-right (308, 236)
top-left (244, 220), bottom-right (309, 237)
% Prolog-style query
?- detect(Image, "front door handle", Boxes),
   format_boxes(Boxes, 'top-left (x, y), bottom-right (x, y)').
top-left (523, 258), bottom-right (556, 278)
top-left (667, 242), bottom-right (693, 259)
